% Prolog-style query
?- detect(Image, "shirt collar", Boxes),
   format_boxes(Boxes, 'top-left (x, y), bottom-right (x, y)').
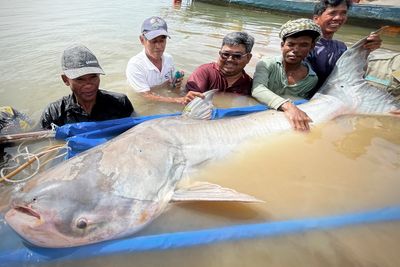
top-left (276, 56), bottom-right (316, 76)
top-left (65, 91), bottom-right (101, 111)
top-left (141, 49), bottom-right (164, 71)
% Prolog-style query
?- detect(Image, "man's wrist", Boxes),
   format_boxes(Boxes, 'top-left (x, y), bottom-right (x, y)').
top-left (278, 99), bottom-right (291, 111)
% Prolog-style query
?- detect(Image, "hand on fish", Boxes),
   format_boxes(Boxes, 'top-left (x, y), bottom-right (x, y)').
top-left (363, 33), bottom-right (382, 51)
top-left (279, 101), bottom-right (312, 131)
top-left (178, 91), bottom-right (205, 105)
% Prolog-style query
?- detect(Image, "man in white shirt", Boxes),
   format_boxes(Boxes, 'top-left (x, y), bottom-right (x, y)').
top-left (126, 16), bottom-right (202, 105)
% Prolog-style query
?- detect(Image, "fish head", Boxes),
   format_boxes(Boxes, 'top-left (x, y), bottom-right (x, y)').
top-left (5, 179), bottom-right (161, 248)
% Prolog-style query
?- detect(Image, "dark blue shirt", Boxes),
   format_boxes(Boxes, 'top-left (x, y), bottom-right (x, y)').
top-left (307, 38), bottom-right (347, 97)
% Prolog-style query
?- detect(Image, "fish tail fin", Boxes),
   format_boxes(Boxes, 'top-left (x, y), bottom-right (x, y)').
top-left (182, 89), bottom-right (218, 120)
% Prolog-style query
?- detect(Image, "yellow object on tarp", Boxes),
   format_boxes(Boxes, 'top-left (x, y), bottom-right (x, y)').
top-left (0, 106), bottom-right (33, 134)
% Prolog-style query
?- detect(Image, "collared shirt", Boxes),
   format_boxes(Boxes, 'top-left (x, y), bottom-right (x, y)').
top-left (307, 38), bottom-right (347, 95)
top-left (40, 89), bottom-right (134, 129)
top-left (252, 56), bottom-right (318, 109)
top-left (126, 50), bottom-right (175, 92)
top-left (185, 62), bottom-right (252, 95)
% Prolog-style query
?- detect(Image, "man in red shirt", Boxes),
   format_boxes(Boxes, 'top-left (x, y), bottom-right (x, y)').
top-left (185, 32), bottom-right (254, 96)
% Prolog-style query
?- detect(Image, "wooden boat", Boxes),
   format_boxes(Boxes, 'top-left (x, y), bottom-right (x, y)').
top-left (197, 0), bottom-right (400, 25)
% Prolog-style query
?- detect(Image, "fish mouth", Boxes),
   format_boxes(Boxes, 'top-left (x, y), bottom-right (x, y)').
top-left (13, 206), bottom-right (41, 220)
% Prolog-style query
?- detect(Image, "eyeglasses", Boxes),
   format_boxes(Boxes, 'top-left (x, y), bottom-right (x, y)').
top-left (219, 51), bottom-right (248, 60)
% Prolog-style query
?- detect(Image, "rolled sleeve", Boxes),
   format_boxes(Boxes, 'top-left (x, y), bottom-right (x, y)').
top-left (186, 66), bottom-right (210, 93)
top-left (251, 60), bottom-right (287, 110)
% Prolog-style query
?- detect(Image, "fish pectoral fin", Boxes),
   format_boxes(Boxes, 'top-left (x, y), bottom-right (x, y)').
top-left (182, 89), bottom-right (218, 120)
top-left (171, 181), bottom-right (264, 203)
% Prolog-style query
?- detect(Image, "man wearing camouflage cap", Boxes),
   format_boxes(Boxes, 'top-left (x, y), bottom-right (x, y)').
top-left (252, 18), bottom-right (321, 131)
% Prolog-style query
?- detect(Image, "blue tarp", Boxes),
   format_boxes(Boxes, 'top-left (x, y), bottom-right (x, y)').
top-left (2, 99), bottom-right (400, 265)
top-left (1, 205), bottom-right (400, 264)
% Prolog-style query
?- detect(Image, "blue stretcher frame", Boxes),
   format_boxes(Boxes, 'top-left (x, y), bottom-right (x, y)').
top-left (7, 100), bottom-right (399, 264)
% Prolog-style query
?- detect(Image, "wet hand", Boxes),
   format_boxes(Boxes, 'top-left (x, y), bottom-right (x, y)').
top-left (178, 91), bottom-right (205, 105)
top-left (280, 101), bottom-right (312, 131)
top-left (173, 76), bottom-right (184, 90)
top-left (171, 70), bottom-right (185, 90)
top-left (364, 33), bottom-right (382, 51)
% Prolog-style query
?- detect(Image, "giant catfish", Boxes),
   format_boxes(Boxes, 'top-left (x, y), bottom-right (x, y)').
top-left (5, 31), bottom-right (400, 248)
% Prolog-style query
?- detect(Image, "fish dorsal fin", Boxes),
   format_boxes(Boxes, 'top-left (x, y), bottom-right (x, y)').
top-left (350, 26), bottom-right (389, 50)
top-left (171, 181), bottom-right (263, 203)
top-left (182, 89), bottom-right (218, 120)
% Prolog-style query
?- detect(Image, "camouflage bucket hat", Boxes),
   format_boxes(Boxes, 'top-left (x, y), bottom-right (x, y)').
top-left (279, 18), bottom-right (322, 40)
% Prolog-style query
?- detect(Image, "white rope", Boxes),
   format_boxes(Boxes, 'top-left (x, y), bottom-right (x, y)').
top-left (1, 153), bottom-right (40, 183)
top-left (0, 142), bottom-right (68, 184)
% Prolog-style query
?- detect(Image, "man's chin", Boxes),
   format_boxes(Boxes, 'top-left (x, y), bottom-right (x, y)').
top-left (81, 93), bottom-right (97, 102)
top-left (285, 58), bottom-right (301, 65)
top-left (327, 25), bottom-right (341, 33)
top-left (221, 68), bottom-right (240, 76)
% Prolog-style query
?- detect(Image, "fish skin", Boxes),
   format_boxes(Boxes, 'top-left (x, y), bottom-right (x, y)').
top-left (5, 32), bottom-right (400, 248)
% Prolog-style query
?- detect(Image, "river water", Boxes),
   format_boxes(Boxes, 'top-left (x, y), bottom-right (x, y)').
top-left (0, 0), bottom-right (400, 266)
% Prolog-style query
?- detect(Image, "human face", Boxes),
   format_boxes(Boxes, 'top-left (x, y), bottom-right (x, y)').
top-left (140, 35), bottom-right (167, 61)
top-left (217, 44), bottom-right (251, 77)
top-left (62, 73), bottom-right (100, 104)
top-left (313, 2), bottom-right (348, 38)
top-left (281, 36), bottom-right (314, 65)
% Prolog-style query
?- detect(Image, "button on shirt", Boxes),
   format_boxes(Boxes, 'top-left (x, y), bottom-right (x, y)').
top-left (126, 50), bottom-right (175, 92)
top-left (252, 56), bottom-right (318, 109)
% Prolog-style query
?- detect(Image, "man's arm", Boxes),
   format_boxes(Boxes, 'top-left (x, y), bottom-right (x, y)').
top-left (126, 58), bottom-right (201, 105)
top-left (252, 60), bottom-right (288, 109)
top-left (252, 60), bottom-right (312, 131)
top-left (185, 66), bottom-right (210, 93)
top-left (140, 90), bottom-right (203, 105)
top-left (279, 101), bottom-right (312, 132)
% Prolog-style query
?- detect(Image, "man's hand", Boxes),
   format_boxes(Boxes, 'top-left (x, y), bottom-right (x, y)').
top-left (364, 33), bottom-right (382, 51)
top-left (170, 70), bottom-right (185, 90)
top-left (280, 101), bottom-right (312, 131)
top-left (178, 91), bottom-right (205, 105)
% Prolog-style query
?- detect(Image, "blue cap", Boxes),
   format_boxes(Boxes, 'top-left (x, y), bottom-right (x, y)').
top-left (141, 16), bottom-right (170, 40)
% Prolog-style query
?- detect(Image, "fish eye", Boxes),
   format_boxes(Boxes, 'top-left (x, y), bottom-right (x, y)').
top-left (76, 218), bottom-right (88, 229)
top-left (32, 197), bottom-right (37, 202)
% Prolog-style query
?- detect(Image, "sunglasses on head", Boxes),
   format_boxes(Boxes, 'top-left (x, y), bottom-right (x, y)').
top-left (219, 51), bottom-right (248, 60)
